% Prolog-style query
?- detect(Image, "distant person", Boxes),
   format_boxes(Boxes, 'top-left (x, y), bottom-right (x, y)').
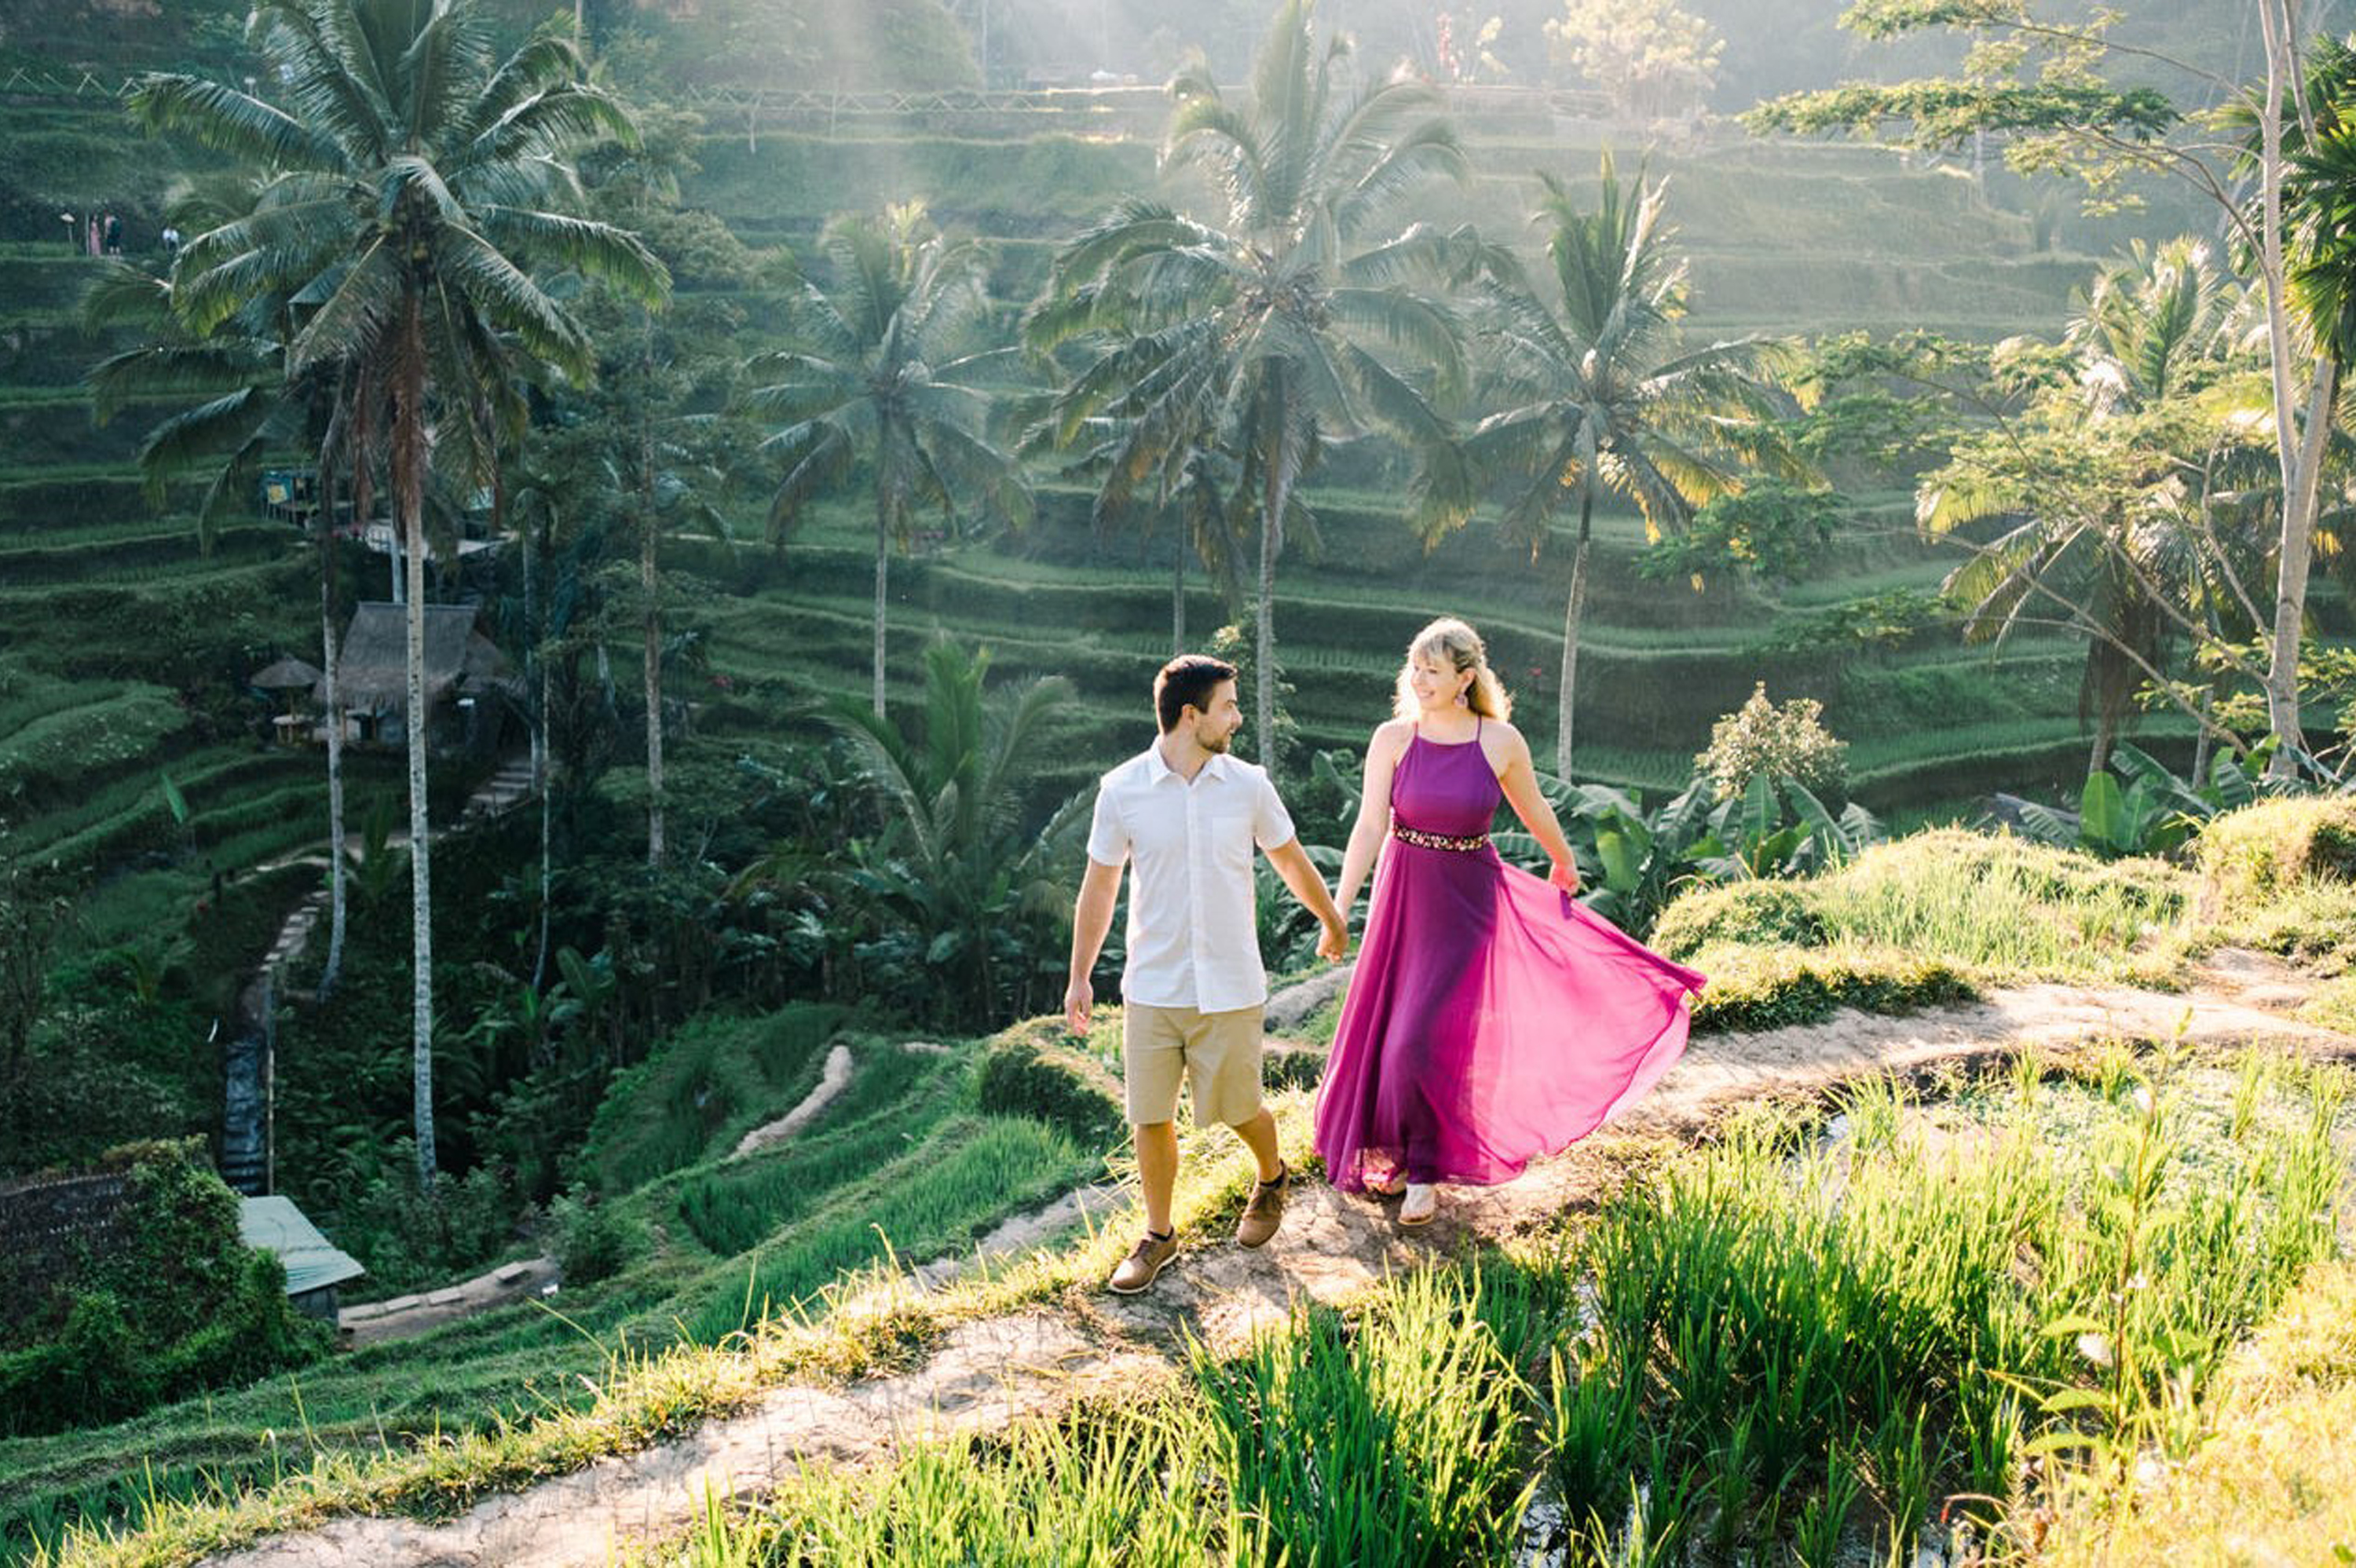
top-left (161, 223), bottom-right (181, 257)
top-left (104, 213), bottom-right (122, 255)
top-left (1064, 653), bottom-right (1349, 1293)
top-left (1313, 617), bottom-right (1705, 1226)
top-left (86, 214), bottom-right (101, 257)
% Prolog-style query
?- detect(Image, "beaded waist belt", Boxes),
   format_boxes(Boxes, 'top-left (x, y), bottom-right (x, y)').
top-left (1392, 824), bottom-right (1491, 853)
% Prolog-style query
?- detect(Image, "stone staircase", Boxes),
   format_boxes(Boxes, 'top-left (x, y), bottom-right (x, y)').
top-left (220, 750), bottom-right (536, 1196)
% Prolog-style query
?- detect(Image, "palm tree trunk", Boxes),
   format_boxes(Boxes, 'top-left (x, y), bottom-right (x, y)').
top-left (642, 328), bottom-right (664, 866)
top-left (873, 482), bottom-right (891, 718)
top-left (319, 465), bottom-right (346, 1001)
top-left (2255, 1), bottom-right (2329, 782)
top-left (1256, 500), bottom-right (1278, 771)
top-left (2192, 689), bottom-right (2215, 785)
top-left (1172, 528), bottom-right (1186, 657)
top-left (397, 294), bottom-right (437, 1190)
top-left (527, 515), bottom-right (551, 992)
top-left (1556, 483), bottom-right (1597, 780)
top-left (1256, 376), bottom-right (1291, 777)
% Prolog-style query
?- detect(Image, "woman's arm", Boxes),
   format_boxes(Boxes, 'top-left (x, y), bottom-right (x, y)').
top-left (1493, 724), bottom-right (1582, 893)
top-left (1335, 722), bottom-right (1409, 919)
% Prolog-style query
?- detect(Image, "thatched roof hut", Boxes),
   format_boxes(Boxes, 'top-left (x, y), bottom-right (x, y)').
top-left (248, 656), bottom-right (324, 692)
top-left (331, 602), bottom-right (517, 712)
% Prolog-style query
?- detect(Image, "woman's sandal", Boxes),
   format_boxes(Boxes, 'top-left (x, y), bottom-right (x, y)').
top-left (1399, 1183), bottom-right (1438, 1226)
top-left (1366, 1174), bottom-right (1407, 1197)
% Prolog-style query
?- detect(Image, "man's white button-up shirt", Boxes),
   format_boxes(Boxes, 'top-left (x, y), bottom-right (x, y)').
top-left (1085, 744), bottom-right (1296, 1013)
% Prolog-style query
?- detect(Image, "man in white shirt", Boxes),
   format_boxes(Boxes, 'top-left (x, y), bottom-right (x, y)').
top-left (1065, 655), bottom-right (1349, 1293)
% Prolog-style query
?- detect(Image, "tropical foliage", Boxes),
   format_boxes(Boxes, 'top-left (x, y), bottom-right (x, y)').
top-left (1466, 155), bottom-right (1809, 775)
top-left (748, 202), bottom-right (1032, 718)
top-left (129, 0), bottom-right (669, 1183)
top-left (1031, 0), bottom-right (1477, 776)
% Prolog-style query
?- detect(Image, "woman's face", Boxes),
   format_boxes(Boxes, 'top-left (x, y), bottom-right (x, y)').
top-left (1410, 653), bottom-right (1466, 711)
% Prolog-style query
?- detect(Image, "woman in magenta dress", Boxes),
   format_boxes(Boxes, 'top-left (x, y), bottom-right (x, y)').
top-left (1313, 617), bottom-right (1706, 1224)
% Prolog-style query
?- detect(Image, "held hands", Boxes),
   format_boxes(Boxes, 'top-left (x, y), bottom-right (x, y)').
top-left (1549, 858), bottom-right (1582, 895)
top-left (1063, 977), bottom-right (1093, 1036)
top-left (1316, 916), bottom-right (1351, 963)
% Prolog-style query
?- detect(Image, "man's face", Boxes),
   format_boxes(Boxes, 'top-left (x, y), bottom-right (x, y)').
top-left (1186, 679), bottom-right (1245, 753)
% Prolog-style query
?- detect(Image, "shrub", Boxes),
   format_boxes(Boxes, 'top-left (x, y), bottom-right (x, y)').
top-left (0, 1140), bottom-right (328, 1438)
top-left (2197, 797), bottom-right (2356, 916)
top-left (1690, 948), bottom-right (1977, 1035)
top-left (547, 1186), bottom-right (628, 1286)
top-left (1652, 881), bottom-right (1828, 959)
top-left (331, 1157), bottom-right (518, 1297)
top-left (977, 1025), bottom-right (1125, 1153)
top-left (1696, 682), bottom-right (1850, 802)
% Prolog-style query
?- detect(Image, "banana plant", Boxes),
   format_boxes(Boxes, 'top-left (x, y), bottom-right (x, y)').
top-left (2019, 741), bottom-right (2299, 859)
top-left (1699, 774), bottom-right (1886, 880)
top-left (1499, 776), bottom-right (1721, 938)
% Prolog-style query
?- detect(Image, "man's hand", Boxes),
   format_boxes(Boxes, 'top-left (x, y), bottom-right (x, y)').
top-left (1316, 918), bottom-right (1350, 963)
top-left (1063, 976), bottom-right (1094, 1036)
top-left (1549, 858), bottom-right (1582, 895)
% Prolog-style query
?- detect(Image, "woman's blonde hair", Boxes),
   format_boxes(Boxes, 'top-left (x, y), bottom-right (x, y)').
top-left (1392, 616), bottom-right (1512, 722)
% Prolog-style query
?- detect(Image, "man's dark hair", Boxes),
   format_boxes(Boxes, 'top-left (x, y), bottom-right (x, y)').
top-left (1154, 654), bottom-right (1238, 732)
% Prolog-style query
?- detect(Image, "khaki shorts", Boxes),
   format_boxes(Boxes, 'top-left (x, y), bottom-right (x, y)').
top-left (1122, 1002), bottom-right (1265, 1128)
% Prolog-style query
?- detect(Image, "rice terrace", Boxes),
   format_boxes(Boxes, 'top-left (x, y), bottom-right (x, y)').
top-left (2, 0), bottom-right (2354, 1563)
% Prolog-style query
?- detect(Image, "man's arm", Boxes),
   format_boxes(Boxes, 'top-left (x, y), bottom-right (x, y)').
top-left (1064, 856), bottom-right (1124, 1033)
top-left (1263, 838), bottom-right (1350, 963)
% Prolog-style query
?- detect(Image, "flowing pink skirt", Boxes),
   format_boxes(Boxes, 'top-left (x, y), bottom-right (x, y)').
top-left (1314, 842), bottom-right (1706, 1191)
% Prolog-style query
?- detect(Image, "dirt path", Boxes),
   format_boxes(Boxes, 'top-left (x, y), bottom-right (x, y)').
top-left (203, 954), bottom-right (2356, 1568)
top-left (732, 1044), bottom-right (857, 1159)
top-left (338, 1256), bottom-right (559, 1350)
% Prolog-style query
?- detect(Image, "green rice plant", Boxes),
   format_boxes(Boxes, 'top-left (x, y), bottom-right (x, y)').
top-left (1191, 1267), bottom-right (1536, 1568)
top-left (1953, 1372), bottom-right (2025, 1519)
top-left (1867, 1405), bottom-right (1937, 1560)
top-left (1788, 1445), bottom-right (1862, 1568)
top-left (1559, 1048), bottom-right (2348, 1564)
top-left (1702, 1406), bottom-right (1762, 1559)
top-left (675, 1047), bottom-right (945, 1255)
top-left (676, 1398), bottom-right (1249, 1568)
top-left (1546, 1341), bottom-right (1645, 1527)
top-left (682, 1116), bottom-right (1087, 1343)
top-left (584, 1007), bottom-right (847, 1198)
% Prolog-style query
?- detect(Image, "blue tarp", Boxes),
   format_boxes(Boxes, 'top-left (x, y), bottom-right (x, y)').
top-left (237, 1196), bottom-right (366, 1296)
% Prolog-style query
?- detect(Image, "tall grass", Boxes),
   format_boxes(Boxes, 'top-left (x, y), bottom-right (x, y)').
top-left (676, 1045), bottom-right (941, 1255)
top-left (633, 1046), bottom-right (2351, 1568)
top-left (681, 1115), bottom-right (1088, 1343)
top-left (1657, 829), bottom-right (2190, 987)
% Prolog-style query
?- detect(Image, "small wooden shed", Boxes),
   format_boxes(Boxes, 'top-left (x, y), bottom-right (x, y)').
top-left (236, 1196), bottom-right (366, 1323)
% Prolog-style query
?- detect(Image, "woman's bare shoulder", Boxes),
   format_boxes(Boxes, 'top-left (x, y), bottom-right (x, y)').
top-left (1480, 718), bottom-right (1531, 766)
top-left (1370, 715), bottom-right (1416, 749)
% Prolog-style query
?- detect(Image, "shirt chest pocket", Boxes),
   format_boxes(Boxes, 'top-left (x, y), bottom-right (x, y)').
top-left (1199, 794), bottom-right (1258, 872)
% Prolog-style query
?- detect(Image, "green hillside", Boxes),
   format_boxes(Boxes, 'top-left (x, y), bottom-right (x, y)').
top-left (0, 93), bottom-right (2245, 914)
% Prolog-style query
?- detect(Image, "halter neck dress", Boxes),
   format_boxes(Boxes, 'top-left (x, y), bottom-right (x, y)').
top-left (1313, 720), bottom-right (1707, 1192)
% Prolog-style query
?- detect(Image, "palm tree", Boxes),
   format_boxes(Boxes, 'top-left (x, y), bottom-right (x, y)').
top-left (1030, 0), bottom-right (1476, 775)
top-left (2259, 34), bottom-right (2356, 776)
top-left (748, 203), bottom-right (1032, 719)
top-left (1468, 158), bottom-right (1807, 778)
top-left (1026, 386), bottom-right (1251, 656)
top-left (132, 0), bottom-right (668, 1187)
top-left (822, 639), bottom-right (1085, 1027)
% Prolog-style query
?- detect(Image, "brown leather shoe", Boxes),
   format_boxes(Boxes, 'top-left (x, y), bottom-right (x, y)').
top-left (1108, 1230), bottom-right (1180, 1294)
top-left (1235, 1165), bottom-right (1288, 1249)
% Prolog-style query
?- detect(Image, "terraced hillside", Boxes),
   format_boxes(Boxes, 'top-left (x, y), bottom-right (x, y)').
top-left (665, 108), bottom-right (2254, 817)
top-left (0, 86), bottom-right (2320, 937)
